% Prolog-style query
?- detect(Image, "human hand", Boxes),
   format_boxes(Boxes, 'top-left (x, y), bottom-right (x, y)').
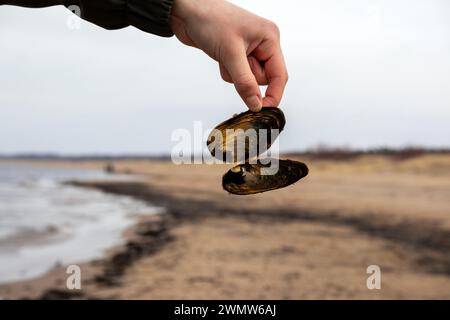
top-left (170, 0), bottom-right (288, 112)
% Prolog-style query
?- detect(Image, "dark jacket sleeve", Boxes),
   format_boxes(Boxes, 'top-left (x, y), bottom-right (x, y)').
top-left (1, 0), bottom-right (175, 37)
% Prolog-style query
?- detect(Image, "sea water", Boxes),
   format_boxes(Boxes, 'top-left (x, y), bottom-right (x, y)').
top-left (0, 163), bottom-right (161, 284)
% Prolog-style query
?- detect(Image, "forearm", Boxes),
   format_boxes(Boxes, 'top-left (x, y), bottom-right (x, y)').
top-left (1, 0), bottom-right (174, 37)
top-left (0, 1), bottom-right (63, 7)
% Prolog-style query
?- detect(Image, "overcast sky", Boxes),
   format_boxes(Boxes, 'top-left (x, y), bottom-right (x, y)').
top-left (0, 0), bottom-right (449, 155)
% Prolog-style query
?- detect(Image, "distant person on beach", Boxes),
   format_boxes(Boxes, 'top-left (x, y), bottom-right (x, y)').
top-left (1, 0), bottom-right (288, 112)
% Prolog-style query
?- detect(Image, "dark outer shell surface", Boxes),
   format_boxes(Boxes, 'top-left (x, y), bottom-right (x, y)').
top-left (207, 107), bottom-right (285, 163)
top-left (222, 159), bottom-right (309, 195)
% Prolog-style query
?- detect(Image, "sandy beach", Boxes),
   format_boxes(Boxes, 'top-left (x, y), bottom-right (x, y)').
top-left (1, 154), bottom-right (450, 299)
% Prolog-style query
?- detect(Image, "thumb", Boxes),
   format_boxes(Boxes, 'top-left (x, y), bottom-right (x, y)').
top-left (223, 48), bottom-right (262, 112)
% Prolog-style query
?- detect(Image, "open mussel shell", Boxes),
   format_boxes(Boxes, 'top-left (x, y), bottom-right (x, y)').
top-left (222, 159), bottom-right (309, 195)
top-left (207, 107), bottom-right (285, 163)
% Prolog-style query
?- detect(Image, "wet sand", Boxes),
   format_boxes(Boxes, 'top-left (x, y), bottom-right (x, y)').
top-left (1, 154), bottom-right (450, 299)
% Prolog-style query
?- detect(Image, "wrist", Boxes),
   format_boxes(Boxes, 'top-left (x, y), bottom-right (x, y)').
top-left (170, 0), bottom-right (213, 24)
top-left (170, 0), bottom-right (189, 23)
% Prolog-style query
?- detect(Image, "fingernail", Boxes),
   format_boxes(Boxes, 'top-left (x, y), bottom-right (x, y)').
top-left (246, 96), bottom-right (261, 112)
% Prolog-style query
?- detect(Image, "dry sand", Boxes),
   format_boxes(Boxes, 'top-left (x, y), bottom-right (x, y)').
top-left (1, 154), bottom-right (450, 299)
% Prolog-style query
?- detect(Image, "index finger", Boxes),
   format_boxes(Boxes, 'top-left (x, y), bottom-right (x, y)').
top-left (261, 45), bottom-right (288, 107)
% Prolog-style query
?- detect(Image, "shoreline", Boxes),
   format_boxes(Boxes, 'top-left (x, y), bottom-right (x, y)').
top-left (0, 162), bottom-right (158, 288)
top-left (71, 180), bottom-right (450, 277)
top-left (0, 191), bottom-right (170, 299)
top-left (1, 156), bottom-right (450, 299)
